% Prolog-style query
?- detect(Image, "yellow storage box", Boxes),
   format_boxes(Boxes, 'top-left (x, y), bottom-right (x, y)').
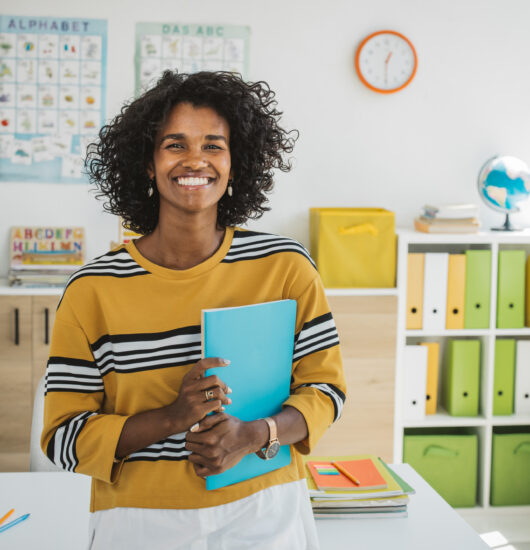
top-left (310, 208), bottom-right (396, 288)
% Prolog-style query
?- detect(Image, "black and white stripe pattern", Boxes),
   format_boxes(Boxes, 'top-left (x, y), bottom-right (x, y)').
top-left (45, 357), bottom-right (103, 394)
top-left (126, 432), bottom-right (190, 463)
top-left (46, 411), bottom-right (96, 471)
top-left (295, 383), bottom-right (345, 422)
top-left (91, 325), bottom-right (202, 375)
top-left (223, 231), bottom-right (317, 268)
top-left (293, 312), bottom-right (340, 362)
top-left (59, 248), bottom-right (150, 306)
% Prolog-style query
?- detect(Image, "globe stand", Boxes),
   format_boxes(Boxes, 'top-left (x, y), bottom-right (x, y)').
top-left (491, 213), bottom-right (521, 232)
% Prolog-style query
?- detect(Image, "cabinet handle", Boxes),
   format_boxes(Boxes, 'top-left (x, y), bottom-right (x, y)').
top-left (44, 308), bottom-right (50, 345)
top-left (14, 307), bottom-right (19, 346)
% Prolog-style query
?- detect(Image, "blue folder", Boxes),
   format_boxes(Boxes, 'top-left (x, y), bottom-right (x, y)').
top-left (202, 299), bottom-right (296, 490)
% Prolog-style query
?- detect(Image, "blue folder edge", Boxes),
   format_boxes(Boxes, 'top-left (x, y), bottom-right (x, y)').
top-left (202, 299), bottom-right (296, 490)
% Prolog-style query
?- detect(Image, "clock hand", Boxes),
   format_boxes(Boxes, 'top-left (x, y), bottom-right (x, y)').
top-left (384, 52), bottom-right (393, 86)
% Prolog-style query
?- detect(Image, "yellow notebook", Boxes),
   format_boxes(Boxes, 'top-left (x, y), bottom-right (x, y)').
top-left (446, 254), bottom-right (466, 329)
top-left (419, 342), bottom-right (440, 414)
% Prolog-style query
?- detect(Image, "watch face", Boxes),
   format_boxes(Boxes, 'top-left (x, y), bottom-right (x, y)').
top-left (266, 441), bottom-right (281, 459)
top-left (355, 30), bottom-right (417, 93)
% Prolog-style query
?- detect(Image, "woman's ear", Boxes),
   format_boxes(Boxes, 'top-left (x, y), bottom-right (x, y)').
top-left (147, 165), bottom-right (154, 180)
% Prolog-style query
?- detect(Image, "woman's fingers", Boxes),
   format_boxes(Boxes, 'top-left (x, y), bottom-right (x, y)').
top-left (202, 386), bottom-right (231, 405)
top-left (185, 357), bottom-right (230, 381)
top-left (197, 374), bottom-right (231, 396)
top-left (187, 412), bottom-right (228, 436)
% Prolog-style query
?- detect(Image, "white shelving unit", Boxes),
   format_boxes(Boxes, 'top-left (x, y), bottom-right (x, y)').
top-left (394, 228), bottom-right (530, 511)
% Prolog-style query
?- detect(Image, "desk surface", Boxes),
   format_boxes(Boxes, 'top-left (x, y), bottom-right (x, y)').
top-left (317, 464), bottom-right (488, 550)
top-left (0, 464), bottom-right (488, 550)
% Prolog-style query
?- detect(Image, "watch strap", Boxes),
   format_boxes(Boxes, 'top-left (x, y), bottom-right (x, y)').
top-left (263, 416), bottom-right (277, 442)
top-left (256, 416), bottom-right (278, 459)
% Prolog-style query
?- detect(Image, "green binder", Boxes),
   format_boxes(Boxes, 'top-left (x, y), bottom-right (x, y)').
top-left (497, 250), bottom-right (526, 328)
top-left (444, 339), bottom-right (480, 416)
top-left (464, 250), bottom-right (491, 329)
top-left (493, 339), bottom-right (516, 415)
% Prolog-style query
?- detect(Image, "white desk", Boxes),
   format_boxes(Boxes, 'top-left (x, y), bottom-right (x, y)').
top-left (0, 464), bottom-right (488, 549)
top-left (317, 464), bottom-right (489, 550)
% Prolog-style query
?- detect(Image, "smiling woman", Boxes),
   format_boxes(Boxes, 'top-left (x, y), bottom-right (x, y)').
top-left (41, 71), bottom-right (346, 550)
top-left (87, 71), bottom-right (297, 234)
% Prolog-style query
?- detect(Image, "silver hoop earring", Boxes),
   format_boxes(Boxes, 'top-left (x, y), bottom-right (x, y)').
top-left (148, 177), bottom-right (155, 197)
top-left (227, 179), bottom-right (233, 197)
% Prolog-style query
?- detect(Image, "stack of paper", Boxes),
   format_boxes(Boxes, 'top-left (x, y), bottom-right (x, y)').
top-left (414, 204), bottom-right (480, 233)
top-left (304, 454), bottom-right (414, 519)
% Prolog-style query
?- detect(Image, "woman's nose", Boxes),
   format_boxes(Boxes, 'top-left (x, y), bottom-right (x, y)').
top-left (182, 149), bottom-right (208, 170)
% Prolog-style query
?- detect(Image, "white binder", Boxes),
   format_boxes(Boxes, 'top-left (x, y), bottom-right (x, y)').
top-left (403, 345), bottom-right (428, 421)
top-left (515, 340), bottom-right (530, 414)
top-left (422, 253), bottom-right (449, 332)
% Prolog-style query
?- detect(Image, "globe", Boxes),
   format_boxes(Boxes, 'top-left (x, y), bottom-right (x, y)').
top-left (477, 155), bottom-right (530, 231)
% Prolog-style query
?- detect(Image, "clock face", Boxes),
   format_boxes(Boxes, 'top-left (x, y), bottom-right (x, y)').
top-left (355, 30), bottom-right (417, 93)
top-left (266, 441), bottom-right (280, 459)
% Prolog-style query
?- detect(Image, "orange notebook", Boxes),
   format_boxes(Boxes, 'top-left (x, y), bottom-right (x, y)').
top-left (307, 458), bottom-right (388, 491)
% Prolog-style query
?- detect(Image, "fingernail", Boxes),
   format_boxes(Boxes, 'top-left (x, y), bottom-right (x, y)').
top-left (227, 398), bottom-right (232, 404)
top-left (221, 359), bottom-right (231, 365)
top-left (190, 422), bottom-right (199, 432)
top-left (227, 386), bottom-right (232, 394)
top-left (221, 406), bottom-right (225, 411)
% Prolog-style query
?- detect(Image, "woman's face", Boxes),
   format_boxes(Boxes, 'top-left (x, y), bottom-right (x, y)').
top-left (149, 101), bottom-right (232, 220)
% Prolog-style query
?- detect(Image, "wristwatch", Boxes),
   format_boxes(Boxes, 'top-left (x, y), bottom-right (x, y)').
top-left (256, 416), bottom-right (281, 460)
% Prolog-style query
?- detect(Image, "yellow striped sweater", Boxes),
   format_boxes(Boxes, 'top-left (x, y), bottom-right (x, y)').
top-left (41, 227), bottom-right (346, 512)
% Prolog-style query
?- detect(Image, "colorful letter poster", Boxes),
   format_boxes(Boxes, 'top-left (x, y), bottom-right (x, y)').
top-left (135, 22), bottom-right (250, 94)
top-left (0, 15), bottom-right (107, 183)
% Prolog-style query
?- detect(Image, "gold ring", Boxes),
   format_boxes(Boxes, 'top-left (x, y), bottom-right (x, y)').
top-left (205, 389), bottom-right (214, 400)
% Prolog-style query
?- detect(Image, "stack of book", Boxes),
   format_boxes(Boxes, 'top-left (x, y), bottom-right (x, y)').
top-left (8, 226), bottom-right (85, 288)
top-left (304, 454), bottom-right (414, 519)
top-left (414, 204), bottom-right (480, 233)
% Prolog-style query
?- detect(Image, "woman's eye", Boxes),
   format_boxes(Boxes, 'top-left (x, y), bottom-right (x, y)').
top-left (166, 143), bottom-right (184, 150)
top-left (205, 144), bottom-right (222, 150)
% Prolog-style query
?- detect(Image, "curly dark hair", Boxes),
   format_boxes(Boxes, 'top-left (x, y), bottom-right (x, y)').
top-left (85, 71), bottom-right (298, 234)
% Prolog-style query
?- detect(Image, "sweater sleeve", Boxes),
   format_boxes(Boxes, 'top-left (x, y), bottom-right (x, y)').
top-left (40, 292), bottom-right (130, 483)
top-left (283, 274), bottom-right (346, 455)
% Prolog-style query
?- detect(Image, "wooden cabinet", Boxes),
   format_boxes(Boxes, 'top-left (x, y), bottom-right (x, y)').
top-left (313, 294), bottom-right (398, 462)
top-left (31, 296), bottom-right (59, 396)
top-left (0, 294), bottom-right (60, 472)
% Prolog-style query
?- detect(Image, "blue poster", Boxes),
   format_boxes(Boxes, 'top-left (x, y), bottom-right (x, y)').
top-left (0, 15), bottom-right (107, 183)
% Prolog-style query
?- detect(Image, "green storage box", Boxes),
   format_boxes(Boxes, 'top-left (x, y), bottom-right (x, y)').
top-left (491, 429), bottom-right (530, 506)
top-left (403, 433), bottom-right (478, 507)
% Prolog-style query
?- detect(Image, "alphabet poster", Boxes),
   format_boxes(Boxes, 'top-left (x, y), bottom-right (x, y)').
top-left (135, 22), bottom-right (250, 94)
top-left (0, 15), bottom-right (107, 183)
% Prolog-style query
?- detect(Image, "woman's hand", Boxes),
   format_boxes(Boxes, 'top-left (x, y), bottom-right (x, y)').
top-left (165, 357), bottom-right (232, 433)
top-left (185, 413), bottom-right (265, 477)
top-left (115, 357), bottom-right (231, 461)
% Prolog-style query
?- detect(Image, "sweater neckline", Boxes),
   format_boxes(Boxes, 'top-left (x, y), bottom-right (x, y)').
top-left (126, 227), bottom-right (235, 280)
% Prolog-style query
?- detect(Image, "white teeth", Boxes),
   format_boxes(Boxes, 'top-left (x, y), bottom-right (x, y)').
top-left (177, 177), bottom-right (209, 186)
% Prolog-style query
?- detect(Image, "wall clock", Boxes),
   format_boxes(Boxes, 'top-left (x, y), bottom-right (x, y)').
top-left (355, 30), bottom-right (417, 94)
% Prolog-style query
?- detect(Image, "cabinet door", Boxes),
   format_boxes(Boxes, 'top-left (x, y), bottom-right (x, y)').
top-left (0, 295), bottom-right (32, 471)
top-left (312, 296), bottom-right (397, 462)
top-left (32, 295), bottom-right (60, 397)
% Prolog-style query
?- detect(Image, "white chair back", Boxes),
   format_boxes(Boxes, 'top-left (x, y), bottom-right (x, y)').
top-left (30, 375), bottom-right (63, 472)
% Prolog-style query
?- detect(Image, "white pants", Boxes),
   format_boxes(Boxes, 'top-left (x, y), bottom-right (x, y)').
top-left (88, 479), bottom-right (320, 550)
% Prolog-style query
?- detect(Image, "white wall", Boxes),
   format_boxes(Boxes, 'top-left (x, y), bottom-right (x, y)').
top-left (2, 0), bottom-right (530, 275)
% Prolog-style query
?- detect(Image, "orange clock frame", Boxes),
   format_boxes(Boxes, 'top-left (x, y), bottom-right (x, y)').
top-left (355, 30), bottom-right (418, 94)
